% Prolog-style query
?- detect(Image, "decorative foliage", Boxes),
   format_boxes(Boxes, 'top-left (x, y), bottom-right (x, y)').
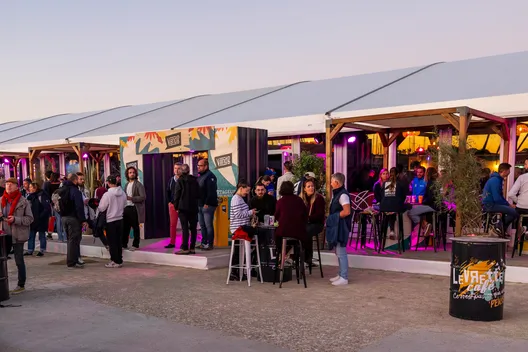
top-left (432, 141), bottom-right (483, 236)
top-left (292, 151), bottom-right (325, 192)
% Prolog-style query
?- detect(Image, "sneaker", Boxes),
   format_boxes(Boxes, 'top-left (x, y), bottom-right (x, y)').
top-left (23, 251), bottom-right (32, 256)
top-left (47, 233), bottom-right (53, 240)
top-left (329, 275), bottom-right (341, 282)
top-left (164, 244), bottom-right (175, 249)
top-left (77, 258), bottom-right (85, 265)
top-left (423, 223), bottom-right (432, 237)
top-left (128, 247), bottom-right (137, 252)
top-left (68, 264), bottom-right (84, 269)
top-left (10, 286), bottom-right (25, 295)
top-left (175, 249), bottom-right (190, 255)
top-left (201, 244), bottom-right (210, 250)
top-left (331, 277), bottom-right (349, 286)
top-left (104, 245), bottom-right (110, 251)
top-left (105, 261), bottom-right (122, 268)
top-left (493, 224), bottom-right (503, 237)
top-left (36, 252), bottom-right (44, 257)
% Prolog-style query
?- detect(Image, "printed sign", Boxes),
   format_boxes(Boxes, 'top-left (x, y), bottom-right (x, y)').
top-left (165, 132), bottom-right (182, 150)
top-left (451, 259), bottom-right (505, 308)
top-left (214, 153), bottom-right (232, 169)
top-left (126, 160), bottom-right (138, 170)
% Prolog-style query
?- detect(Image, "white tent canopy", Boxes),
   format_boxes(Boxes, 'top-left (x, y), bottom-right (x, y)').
top-left (1, 51), bottom-right (528, 153)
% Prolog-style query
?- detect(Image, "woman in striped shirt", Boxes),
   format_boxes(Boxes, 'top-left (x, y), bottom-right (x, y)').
top-left (230, 181), bottom-right (256, 234)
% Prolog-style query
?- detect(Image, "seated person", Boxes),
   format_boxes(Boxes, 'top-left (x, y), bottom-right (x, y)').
top-left (256, 175), bottom-right (275, 198)
top-left (408, 167), bottom-right (439, 237)
top-left (380, 167), bottom-right (408, 240)
top-left (249, 182), bottom-right (276, 223)
top-left (410, 166), bottom-right (427, 198)
top-left (483, 163), bottom-right (518, 237)
top-left (508, 159), bottom-right (528, 237)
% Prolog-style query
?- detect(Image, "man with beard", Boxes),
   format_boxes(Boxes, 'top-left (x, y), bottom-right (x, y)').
top-left (122, 167), bottom-right (146, 251)
top-left (173, 164), bottom-right (200, 255)
top-left (196, 159), bottom-right (218, 250)
top-left (250, 182), bottom-right (276, 223)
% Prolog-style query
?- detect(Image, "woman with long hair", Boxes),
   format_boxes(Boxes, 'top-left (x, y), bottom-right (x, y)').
top-left (373, 168), bottom-right (389, 207)
top-left (300, 178), bottom-right (325, 265)
top-left (379, 167), bottom-right (407, 240)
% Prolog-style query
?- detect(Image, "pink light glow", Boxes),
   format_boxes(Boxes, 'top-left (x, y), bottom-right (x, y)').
top-left (82, 153), bottom-right (89, 159)
top-left (3, 158), bottom-right (9, 163)
top-left (347, 136), bottom-right (356, 143)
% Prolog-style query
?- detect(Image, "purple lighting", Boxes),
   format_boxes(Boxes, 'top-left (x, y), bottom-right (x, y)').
top-left (82, 153), bottom-right (89, 159)
top-left (3, 158), bottom-right (9, 163)
top-left (283, 151), bottom-right (289, 157)
top-left (347, 136), bottom-right (356, 143)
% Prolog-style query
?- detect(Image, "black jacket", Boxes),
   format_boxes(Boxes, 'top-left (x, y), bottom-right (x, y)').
top-left (60, 180), bottom-right (87, 221)
top-left (197, 170), bottom-right (218, 207)
top-left (249, 194), bottom-right (276, 223)
top-left (379, 180), bottom-right (408, 213)
top-left (173, 174), bottom-right (200, 213)
top-left (167, 177), bottom-right (178, 203)
top-left (28, 190), bottom-right (51, 232)
top-left (422, 180), bottom-right (440, 210)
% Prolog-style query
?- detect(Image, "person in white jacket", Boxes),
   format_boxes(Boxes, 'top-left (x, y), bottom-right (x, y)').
top-left (98, 175), bottom-right (127, 268)
top-left (508, 159), bottom-right (528, 237)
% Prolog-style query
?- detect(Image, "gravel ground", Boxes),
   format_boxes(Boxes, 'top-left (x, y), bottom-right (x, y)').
top-left (4, 254), bottom-right (528, 351)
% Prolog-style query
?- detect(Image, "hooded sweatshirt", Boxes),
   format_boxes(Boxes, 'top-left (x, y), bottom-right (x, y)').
top-left (482, 172), bottom-right (509, 206)
top-left (97, 186), bottom-right (127, 223)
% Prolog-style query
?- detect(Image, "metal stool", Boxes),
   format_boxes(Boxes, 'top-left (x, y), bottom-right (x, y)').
top-left (355, 211), bottom-right (378, 250)
top-left (273, 237), bottom-right (307, 288)
top-left (512, 213), bottom-right (528, 258)
top-left (226, 236), bottom-right (263, 287)
top-left (415, 211), bottom-right (439, 252)
top-left (378, 212), bottom-right (404, 254)
top-left (309, 232), bottom-right (324, 278)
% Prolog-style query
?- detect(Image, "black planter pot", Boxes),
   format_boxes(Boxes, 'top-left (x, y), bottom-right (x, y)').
top-left (449, 236), bottom-right (509, 321)
top-left (0, 234), bottom-right (10, 303)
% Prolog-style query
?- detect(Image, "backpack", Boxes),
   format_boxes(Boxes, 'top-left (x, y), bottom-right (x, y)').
top-left (51, 186), bottom-right (72, 215)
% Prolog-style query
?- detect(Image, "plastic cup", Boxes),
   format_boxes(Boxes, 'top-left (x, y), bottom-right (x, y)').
top-left (418, 195), bottom-right (423, 204)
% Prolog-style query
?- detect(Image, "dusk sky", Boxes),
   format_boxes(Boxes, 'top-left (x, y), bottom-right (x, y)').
top-left (2, 0), bottom-right (528, 121)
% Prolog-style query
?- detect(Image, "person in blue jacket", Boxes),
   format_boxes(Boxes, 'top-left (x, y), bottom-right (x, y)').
top-left (410, 166), bottom-right (427, 198)
top-left (482, 163), bottom-right (517, 236)
top-left (325, 173), bottom-right (351, 286)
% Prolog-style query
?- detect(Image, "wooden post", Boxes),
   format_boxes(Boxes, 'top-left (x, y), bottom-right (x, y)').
top-left (325, 121), bottom-right (333, 205)
top-left (455, 112), bottom-right (470, 236)
top-left (72, 145), bottom-right (84, 174)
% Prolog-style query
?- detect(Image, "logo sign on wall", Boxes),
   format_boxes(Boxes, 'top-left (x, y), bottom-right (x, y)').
top-left (126, 160), bottom-right (138, 170)
top-left (214, 153), bottom-right (232, 169)
top-left (165, 132), bottom-right (182, 150)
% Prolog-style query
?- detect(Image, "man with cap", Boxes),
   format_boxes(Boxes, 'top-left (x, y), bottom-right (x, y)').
top-left (0, 178), bottom-right (34, 294)
top-left (97, 175), bottom-right (127, 268)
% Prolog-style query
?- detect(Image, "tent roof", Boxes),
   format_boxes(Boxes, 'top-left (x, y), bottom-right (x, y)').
top-left (1, 51), bottom-right (528, 152)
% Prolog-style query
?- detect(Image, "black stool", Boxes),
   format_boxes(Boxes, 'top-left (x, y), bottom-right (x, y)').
top-left (378, 212), bottom-right (404, 254)
top-left (415, 211), bottom-right (439, 252)
top-left (512, 214), bottom-right (528, 258)
top-left (309, 233), bottom-right (324, 278)
top-left (273, 237), bottom-right (307, 288)
top-left (355, 211), bottom-right (379, 250)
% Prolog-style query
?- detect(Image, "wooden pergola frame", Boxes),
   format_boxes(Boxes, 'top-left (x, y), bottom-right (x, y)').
top-left (0, 152), bottom-right (30, 180)
top-left (325, 106), bottom-right (512, 235)
top-left (28, 142), bottom-right (119, 180)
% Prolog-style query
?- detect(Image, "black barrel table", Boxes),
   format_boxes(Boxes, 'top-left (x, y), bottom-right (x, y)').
top-left (450, 237), bottom-right (509, 321)
top-left (0, 234), bottom-right (10, 304)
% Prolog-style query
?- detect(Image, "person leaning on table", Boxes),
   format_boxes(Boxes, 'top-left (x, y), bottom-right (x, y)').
top-left (0, 178), bottom-right (34, 295)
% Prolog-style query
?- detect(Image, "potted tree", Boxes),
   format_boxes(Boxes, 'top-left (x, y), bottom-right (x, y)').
top-left (291, 151), bottom-right (325, 194)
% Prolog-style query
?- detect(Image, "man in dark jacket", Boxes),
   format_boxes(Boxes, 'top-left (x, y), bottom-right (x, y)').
top-left (196, 159), bottom-right (218, 250)
top-left (250, 182), bottom-right (276, 223)
top-left (482, 163), bottom-right (517, 236)
top-left (173, 164), bottom-right (200, 255)
top-left (60, 174), bottom-right (87, 268)
top-left (165, 162), bottom-right (182, 249)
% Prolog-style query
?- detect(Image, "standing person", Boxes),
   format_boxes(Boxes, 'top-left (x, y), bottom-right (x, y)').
top-left (508, 159), bottom-right (528, 237)
top-left (0, 178), bottom-right (33, 294)
top-left (42, 171), bottom-right (53, 197)
top-left (26, 183), bottom-right (51, 257)
top-left (300, 178), bottom-right (325, 266)
top-left (196, 159), bottom-right (218, 251)
top-left (94, 180), bottom-right (107, 200)
top-left (410, 166), bottom-right (427, 198)
top-left (483, 163), bottom-right (517, 237)
top-left (122, 166), bottom-right (146, 251)
top-left (98, 175), bottom-right (127, 268)
top-left (21, 178), bottom-right (31, 198)
top-left (54, 173), bottom-right (87, 268)
top-left (173, 164), bottom-right (200, 255)
top-left (249, 182), bottom-right (276, 223)
top-left (48, 172), bottom-right (65, 241)
top-left (276, 161), bottom-right (294, 200)
top-left (325, 173), bottom-right (351, 286)
top-left (165, 162), bottom-right (182, 249)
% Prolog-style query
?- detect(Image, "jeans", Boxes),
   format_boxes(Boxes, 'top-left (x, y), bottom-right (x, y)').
top-left (408, 205), bottom-right (435, 226)
top-left (106, 220), bottom-right (124, 265)
top-left (122, 206), bottom-right (140, 248)
top-left (62, 216), bottom-right (82, 267)
top-left (335, 243), bottom-right (348, 280)
top-left (179, 211), bottom-right (198, 250)
top-left (54, 211), bottom-right (67, 242)
top-left (28, 230), bottom-right (47, 253)
top-left (13, 242), bottom-right (26, 287)
top-left (168, 203), bottom-right (179, 245)
top-left (198, 206), bottom-right (216, 247)
top-left (485, 204), bottom-right (518, 230)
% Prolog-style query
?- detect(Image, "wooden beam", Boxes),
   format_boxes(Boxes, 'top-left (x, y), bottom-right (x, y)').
top-left (330, 123), bottom-right (345, 140)
top-left (387, 130), bottom-right (402, 146)
top-left (441, 113), bottom-right (460, 131)
top-left (377, 132), bottom-right (389, 148)
top-left (329, 107), bottom-right (459, 125)
top-left (71, 145), bottom-right (84, 174)
top-left (325, 122), bottom-right (333, 212)
top-left (490, 125), bottom-right (504, 140)
top-left (455, 112), bottom-right (469, 236)
top-left (467, 108), bottom-right (509, 125)
top-left (345, 123), bottom-right (387, 133)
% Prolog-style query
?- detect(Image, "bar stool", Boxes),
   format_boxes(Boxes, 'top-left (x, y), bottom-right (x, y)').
top-left (273, 237), bottom-right (307, 288)
top-left (226, 236), bottom-right (263, 287)
top-left (355, 211), bottom-right (378, 250)
top-left (378, 212), bottom-right (404, 254)
top-left (415, 211), bottom-right (439, 252)
top-left (512, 213), bottom-right (528, 258)
top-left (309, 232), bottom-right (324, 278)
